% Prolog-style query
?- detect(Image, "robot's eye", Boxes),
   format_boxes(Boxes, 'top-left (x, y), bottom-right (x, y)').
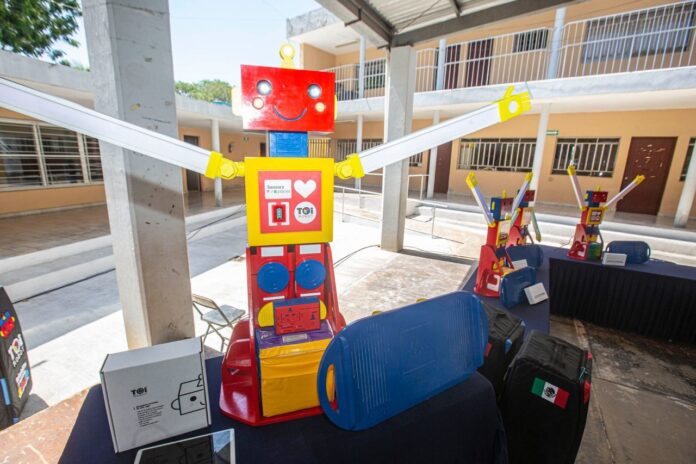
top-left (257, 80), bottom-right (272, 96)
top-left (307, 84), bottom-right (322, 99)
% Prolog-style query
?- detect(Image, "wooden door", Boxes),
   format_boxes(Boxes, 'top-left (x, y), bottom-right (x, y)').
top-left (434, 142), bottom-right (452, 194)
top-left (260, 142), bottom-right (267, 157)
top-left (443, 44), bottom-right (461, 90)
top-left (465, 39), bottom-right (493, 87)
top-left (617, 137), bottom-right (676, 215)
top-left (183, 135), bottom-right (201, 191)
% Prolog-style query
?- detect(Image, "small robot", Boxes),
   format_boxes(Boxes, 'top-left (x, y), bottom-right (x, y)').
top-left (466, 172), bottom-right (536, 298)
top-left (566, 162), bottom-right (644, 261)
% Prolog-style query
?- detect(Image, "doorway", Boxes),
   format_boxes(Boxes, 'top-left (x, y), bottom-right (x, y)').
top-left (183, 135), bottom-right (201, 192)
top-left (260, 142), bottom-right (267, 157)
top-left (617, 137), bottom-right (676, 215)
top-left (434, 142), bottom-right (452, 194)
top-left (465, 39), bottom-right (493, 87)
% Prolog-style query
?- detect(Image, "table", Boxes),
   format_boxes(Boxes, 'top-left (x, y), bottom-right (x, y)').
top-left (58, 356), bottom-right (506, 463)
top-left (547, 247), bottom-right (696, 344)
top-left (461, 245), bottom-right (696, 344)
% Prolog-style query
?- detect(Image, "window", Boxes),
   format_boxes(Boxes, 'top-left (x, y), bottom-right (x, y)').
top-left (336, 138), bottom-right (383, 162)
top-left (552, 138), bottom-right (619, 177)
top-left (0, 120), bottom-right (104, 189)
top-left (364, 59), bottom-right (385, 90)
top-left (513, 29), bottom-right (549, 52)
top-left (409, 152), bottom-right (423, 167)
top-left (308, 138), bottom-right (332, 158)
top-left (681, 137), bottom-right (695, 181)
top-left (84, 136), bottom-right (103, 182)
top-left (0, 122), bottom-right (43, 187)
top-left (582, 3), bottom-right (696, 61)
top-left (39, 126), bottom-right (84, 185)
top-left (457, 138), bottom-right (535, 172)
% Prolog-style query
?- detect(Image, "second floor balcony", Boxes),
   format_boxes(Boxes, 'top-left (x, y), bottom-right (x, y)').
top-left (320, 1), bottom-right (696, 101)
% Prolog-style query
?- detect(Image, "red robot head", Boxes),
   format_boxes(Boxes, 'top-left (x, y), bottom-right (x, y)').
top-left (239, 46), bottom-right (335, 133)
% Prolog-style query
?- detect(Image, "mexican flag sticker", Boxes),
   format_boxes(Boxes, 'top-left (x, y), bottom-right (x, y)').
top-left (531, 377), bottom-right (569, 409)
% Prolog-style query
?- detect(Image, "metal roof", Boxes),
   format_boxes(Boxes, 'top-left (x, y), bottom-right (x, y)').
top-left (314, 0), bottom-right (577, 48)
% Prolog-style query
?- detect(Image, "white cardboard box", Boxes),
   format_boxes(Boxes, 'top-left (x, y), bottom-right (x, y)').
top-left (524, 282), bottom-right (549, 305)
top-left (100, 337), bottom-right (211, 453)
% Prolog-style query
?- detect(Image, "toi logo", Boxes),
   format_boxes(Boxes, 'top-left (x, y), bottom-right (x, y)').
top-left (294, 201), bottom-right (317, 224)
top-left (131, 386), bottom-right (148, 397)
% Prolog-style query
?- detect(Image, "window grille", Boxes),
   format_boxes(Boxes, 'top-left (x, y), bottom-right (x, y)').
top-left (84, 136), bottom-right (103, 182)
top-left (681, 137), bottom-right (695, 181)
top-left (0, 120), bottom-right (105, 189)
top-left (364, 59), bottom-right (386, 90)
top-left (582, 2), bottom-right (696, 61)
top-left (514, 29), bottom-right (549, 52)
top-left (0, 122), bottom-right (43, 188)
top-left (458, 138), bottom-right (535, 172)
top-left (552, 138), bottom-right (620, 177)
top-left (38, 126), bottom-right (84, 185)
top-left (308, 138), bottom-right (333, 158)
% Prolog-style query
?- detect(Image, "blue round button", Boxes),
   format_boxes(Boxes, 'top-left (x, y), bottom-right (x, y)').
top-left (257, 262), bottom-right (290, 293)
top-left (295, 259), bottom-right (326, 290)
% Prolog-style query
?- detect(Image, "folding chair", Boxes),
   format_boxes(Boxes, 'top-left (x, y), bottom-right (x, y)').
top-left (192, 294), bottom-right (246, 351)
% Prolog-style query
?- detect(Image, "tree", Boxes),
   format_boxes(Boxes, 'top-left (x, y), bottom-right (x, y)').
top-left (0, 0), bottom-right (81, 65)
top-left (175, 79), bottom-right (232, 104)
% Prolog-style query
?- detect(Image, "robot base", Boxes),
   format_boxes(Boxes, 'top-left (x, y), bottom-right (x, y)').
top-left (567, 224), bottom-right (603, 261)
top-left (474, 245), bottom-right (505, 298)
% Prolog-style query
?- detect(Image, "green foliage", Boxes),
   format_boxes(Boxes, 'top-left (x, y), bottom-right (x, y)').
top-left (0, 0), bottom-right (81, 64)
top-left (175, 79), bottom-right (232, 104)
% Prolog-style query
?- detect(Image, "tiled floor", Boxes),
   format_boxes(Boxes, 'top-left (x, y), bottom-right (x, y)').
top-left (0, 189), bottom-right (246, 258)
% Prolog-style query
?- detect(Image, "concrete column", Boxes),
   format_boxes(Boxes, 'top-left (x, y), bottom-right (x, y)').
top-left (211, 118), bottom-right (222, 207)
top-left (435, 38), bottom-right (447, 91)
top-left (83, 0), bottom-right (194, 348)
top-left (675, 141), bottom-right (696, 227)
top-left (426, 110), bottom-right (440, 199)
top-left (355, 114), bottom-right (363, 192)
top-left (546, 7), bottom-right (567, 79)
top-left (358, 36), bottom-right (366, 99)
top-left (380, 46), bottom-right (416, 252)
top-left (530, 104), bottom-right (550, 192)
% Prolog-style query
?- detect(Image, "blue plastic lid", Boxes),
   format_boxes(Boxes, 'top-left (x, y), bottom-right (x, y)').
top-left (257, 262), bottom-right (290, 293)
top-left (295, 259), bottom-right (326, 290)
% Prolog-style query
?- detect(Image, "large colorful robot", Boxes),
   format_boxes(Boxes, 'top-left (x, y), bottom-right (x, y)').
top-left (566, 162), bottom-right (644, 261)
top-left (216, 45), bottom-right (361, 425)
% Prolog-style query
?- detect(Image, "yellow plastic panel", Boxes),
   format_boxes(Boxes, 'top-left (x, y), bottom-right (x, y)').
top-left (259, 338), bottom-right (334, 417)
top-left (244, 157), bottom-right (335, 246)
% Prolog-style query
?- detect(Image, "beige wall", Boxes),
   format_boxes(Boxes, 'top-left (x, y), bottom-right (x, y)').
top-left (446, 109), bottom-right (696, 217)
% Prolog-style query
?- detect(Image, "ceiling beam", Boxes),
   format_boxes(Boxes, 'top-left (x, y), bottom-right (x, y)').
top-left (448, 0), bottom-right (461, 17)
top-left (392, 0), bottom-right (575, 47)
top-left (314, 0), bottom-right (393, 48)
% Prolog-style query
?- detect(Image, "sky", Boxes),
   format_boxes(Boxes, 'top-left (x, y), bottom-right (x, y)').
top-left (54, 0), bottom-right (320, 85)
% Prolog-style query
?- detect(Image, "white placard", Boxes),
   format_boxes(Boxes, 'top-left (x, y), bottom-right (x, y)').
top-left (512, 259), bottom-right (528, 269)
top-left (524, 282), bottom-right (548, 305)
top-left (602, 252), bottom-right (627, 266)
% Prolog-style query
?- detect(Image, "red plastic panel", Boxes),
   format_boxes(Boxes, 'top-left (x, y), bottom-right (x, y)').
top-left (240, 65), bottom-right (335, 132)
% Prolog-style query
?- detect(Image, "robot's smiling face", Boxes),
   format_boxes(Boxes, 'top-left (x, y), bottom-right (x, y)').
top-left (240, 65), bottom-right (335, 132)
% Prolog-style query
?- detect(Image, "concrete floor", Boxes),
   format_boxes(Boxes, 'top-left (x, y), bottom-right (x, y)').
top-left (0, 189), bottom-right (246, 258)
top-left (4, 196), bottom-right (695, 463)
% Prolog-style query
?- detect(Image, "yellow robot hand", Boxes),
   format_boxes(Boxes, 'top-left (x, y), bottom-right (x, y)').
top-left (334, 153), bottom-right (365, 180)
top-left (497, 86), bottom-right (532, 122)
top-left (205, 151), bottom-right (245, 180)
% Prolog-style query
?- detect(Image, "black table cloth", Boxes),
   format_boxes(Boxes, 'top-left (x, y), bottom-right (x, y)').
top-left (59, 356), bottom-right (506, 463)
top-left (547, 246), bottom-right (696, 343)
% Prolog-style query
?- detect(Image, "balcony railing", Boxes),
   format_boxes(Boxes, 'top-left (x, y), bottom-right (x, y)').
top-left (321, 0), bottom-right (695, 101)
